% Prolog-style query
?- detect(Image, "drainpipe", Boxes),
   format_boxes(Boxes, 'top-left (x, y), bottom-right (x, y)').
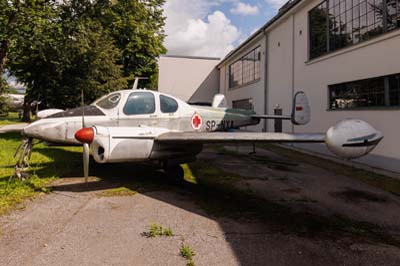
top-left (263, 30), bottom-right (269, 132)
top-left (291, 14), bottom-right (296, 134)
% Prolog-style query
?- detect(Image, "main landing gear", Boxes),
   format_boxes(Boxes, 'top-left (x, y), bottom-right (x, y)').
top-left (162, 164), bottom-right (184, 180)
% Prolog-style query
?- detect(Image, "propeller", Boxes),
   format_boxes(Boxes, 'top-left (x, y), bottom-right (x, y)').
top-left (83, 140), bottom-right (90, 183)
top-left (80, 88), bottom-right (90, 183)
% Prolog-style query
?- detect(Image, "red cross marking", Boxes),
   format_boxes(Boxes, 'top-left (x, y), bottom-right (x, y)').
top-left (191, 113), bottom-right (202, 129)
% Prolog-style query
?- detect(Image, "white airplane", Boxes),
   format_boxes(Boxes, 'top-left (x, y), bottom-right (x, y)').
top-left (4, 93), bottom-right (24, 112)
top-left (16, 83), bottom-right (383, 179)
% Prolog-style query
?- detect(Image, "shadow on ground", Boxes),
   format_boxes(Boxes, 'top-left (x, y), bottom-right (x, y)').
top-left (4, 139), bottom-right (399, 266)
top-left (42, 149), bottom-right (400, 265)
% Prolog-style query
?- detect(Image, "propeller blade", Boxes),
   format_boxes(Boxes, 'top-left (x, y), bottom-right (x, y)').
top-left (81, 88), bottom-right (86, 128)
top-left (83, 143), bottom-right (89, 183)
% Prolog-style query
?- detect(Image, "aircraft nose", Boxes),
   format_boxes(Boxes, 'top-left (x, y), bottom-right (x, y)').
top-left (22, 120), bottom-right (65, 141)
top-left (22, 123), bottom-right (37, 137)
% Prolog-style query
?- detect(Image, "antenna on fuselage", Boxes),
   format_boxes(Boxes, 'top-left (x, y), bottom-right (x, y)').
top-left (132, 77), bottom-right (149, 90)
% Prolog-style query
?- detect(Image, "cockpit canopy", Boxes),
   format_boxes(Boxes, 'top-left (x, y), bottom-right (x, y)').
top-left (95, 93), bottom-right (121, 110)
top-left (93, 90), bottom-right (180, 116)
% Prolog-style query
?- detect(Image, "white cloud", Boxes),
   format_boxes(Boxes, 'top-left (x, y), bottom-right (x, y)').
top-left (265, 0), bottom-right (288, 10)
top-left (230, 2), bottom-right (259, 16)
top-left (164, 0), bottom-right (240, 57)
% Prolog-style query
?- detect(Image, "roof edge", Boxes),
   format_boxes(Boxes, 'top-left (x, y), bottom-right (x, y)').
top-left (160, 54), bottom-right (221, 61)
top-left (217, 0), bottom-right (303, 68)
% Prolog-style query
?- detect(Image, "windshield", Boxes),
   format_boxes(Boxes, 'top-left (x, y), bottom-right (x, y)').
top-left (95, 93), bottom-right (121, 109)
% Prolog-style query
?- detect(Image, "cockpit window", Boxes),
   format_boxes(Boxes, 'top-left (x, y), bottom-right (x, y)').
top-left (160, 95), bottom-right (178, 113)
top-left (96, 93), bottom-right (121, 109)
top-left (123, 91), bottom-right (155, 115)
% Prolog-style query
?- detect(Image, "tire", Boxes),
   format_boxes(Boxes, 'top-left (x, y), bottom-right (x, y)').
top-left (164, 165), bottom-right (184, 180)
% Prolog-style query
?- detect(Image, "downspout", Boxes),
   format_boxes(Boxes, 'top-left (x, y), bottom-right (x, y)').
top-left (291, 14), bottom-right (296, 134)
top-left (263, 30), bottom-right (269, 132)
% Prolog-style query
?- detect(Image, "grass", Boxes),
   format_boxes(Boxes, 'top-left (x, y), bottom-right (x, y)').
top-left (96, 187), bottom-right (136, 197)
top-left (0, 112), bottom-right (23, 126)
top-left (183, 161), bottom-right (241, 187)
top-left (143, 223), bottom-right (174, 238)
top-left (180, 244), bottom-right (195, 266)
top-left (0, 132), bottom-right (83, 215)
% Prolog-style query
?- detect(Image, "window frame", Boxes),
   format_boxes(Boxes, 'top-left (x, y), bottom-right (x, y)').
top-left (232, 98), bottom-right (254, 110)
top-left (95, 93), bottom-right (121, 110)
top-left (327, 73), bottom-right (400, 110)
top-left (228, 46), bottom-right (262, 89)
top-left (122, 91), bottom-right (156, 116)
top-left (160, 95), bottom-right (179, 113)
top-left (309, 0), bottom-right (400, 60)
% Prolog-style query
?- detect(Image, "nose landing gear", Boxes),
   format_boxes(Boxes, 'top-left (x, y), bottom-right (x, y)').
top-left (14, 138), bottom-right (34, 179)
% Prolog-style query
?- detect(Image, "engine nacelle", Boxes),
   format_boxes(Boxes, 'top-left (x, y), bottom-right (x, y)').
top-left (325, 119), bottom-right (383, 159)
top-left (90, 126), bottom-right (169, 163)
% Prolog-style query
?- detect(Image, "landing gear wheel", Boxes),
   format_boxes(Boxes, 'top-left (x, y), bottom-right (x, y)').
top-left (163, 165), bottom-right (184, 180)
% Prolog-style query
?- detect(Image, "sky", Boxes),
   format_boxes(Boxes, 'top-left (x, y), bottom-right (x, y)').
top-left (163, 0), bottom-right (289, 58)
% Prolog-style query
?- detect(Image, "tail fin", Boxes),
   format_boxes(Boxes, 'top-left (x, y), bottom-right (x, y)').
top-left (291, 91), bottom-right (311, 125)
top-left (212, 94), bottom-right (228, 108)
top-left (132, 77), bottom-right (149, 90)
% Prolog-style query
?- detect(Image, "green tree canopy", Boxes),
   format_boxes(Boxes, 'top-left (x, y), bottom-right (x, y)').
top-left (3, 0), bottom-right (166, 110)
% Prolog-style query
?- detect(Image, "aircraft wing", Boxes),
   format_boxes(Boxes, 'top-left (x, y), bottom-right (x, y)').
top-left (155, 132), bottom-right (326, 144)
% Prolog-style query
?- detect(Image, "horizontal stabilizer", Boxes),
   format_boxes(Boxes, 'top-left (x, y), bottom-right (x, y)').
top-left (252, 114), bottom-right (291, 120)
top-left (251, 91), bottom-right (311, 125)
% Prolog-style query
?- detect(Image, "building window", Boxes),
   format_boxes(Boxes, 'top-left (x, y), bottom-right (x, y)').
top-left (329, 73), bottom-right (400, 109)
top-left (232, 98), bottom-right (254, 110)
top-left (309, 0), bottom-right (400, 59)
top-left (229, 46), bottom-right (261, 88)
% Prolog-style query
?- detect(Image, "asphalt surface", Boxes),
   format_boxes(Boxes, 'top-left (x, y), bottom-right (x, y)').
top-left (1, 145), bottom-right (400, 266)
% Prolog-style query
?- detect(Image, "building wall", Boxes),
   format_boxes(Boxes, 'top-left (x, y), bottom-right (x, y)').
top-left (219, 0), bottom-right (400, 173)
top-left (158, 55), bottom-right (220, 103)
top-left (219, 35), bottom-right (267, 131)
top-left (268, 0), bottom-right (400, 173)
top-left (267, 16), bottom-right (296, 133)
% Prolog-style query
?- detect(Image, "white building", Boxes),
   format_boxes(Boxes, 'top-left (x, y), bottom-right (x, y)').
top-left (158, 0), bottom-right (400, 173)
top-left (158, 55), bottom-right (220, 104)
top-left (217, 0), bottom-right (400, 173)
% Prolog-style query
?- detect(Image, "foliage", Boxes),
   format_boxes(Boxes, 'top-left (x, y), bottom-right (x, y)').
top-left (0, 77), bottom-right (9, 115)
top-left (3, 0), bottom-right (166, 109)
top-left (96, 187), bottom-right (136, 197)
top-left (7, 6), bottom-right (128, 108)
top-left (0, 132), bottom-right (83, 215)
top-left (180, 244), bottom-right (195, 266)
top-left (0, 112), bottom-right (22, 125)
top-left (92, 0), bottom-right (167, 88)
top-left (145, 223), bottom-right (174, 237)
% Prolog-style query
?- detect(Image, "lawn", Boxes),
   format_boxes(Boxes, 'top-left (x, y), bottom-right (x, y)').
top-left (0, 132), bottom-right (83, 215)
top-left (0, 112), bottom-right (24, 126)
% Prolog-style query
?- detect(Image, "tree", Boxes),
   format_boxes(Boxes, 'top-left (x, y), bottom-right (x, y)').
top-left (8, 17), bottom-right (129, 109)
top-left (4, 0), bottom-right (167, 119)
top-left (92, 0), bottom-right (167, 88)
top-left (0, 77), bottom-right (9, 115)
top-left (0, 1), bottom-right (56, 87)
